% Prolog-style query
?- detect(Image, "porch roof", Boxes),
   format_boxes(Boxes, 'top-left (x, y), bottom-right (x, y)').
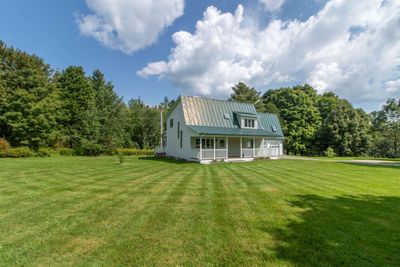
top-left (188, 125), bottom-right (284, 138)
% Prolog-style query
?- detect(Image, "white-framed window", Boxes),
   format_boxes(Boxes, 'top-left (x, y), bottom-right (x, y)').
top-left (195, 138), bottom-right (200, 148)
top-left (218, 139), bottom-right (225, 149)
top-left (243, 118), bottom-right (255, 128)
top-left (246, 139), bottom-right (253, 148)
top-left (192, 138), bottom-right (216, 149)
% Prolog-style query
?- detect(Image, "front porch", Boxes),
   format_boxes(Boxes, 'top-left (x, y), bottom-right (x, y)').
top-left (190, 136), bottom-right (281, 163)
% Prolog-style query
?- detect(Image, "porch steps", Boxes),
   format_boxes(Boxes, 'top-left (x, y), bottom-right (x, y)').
top-left (224, 158), bottom-right (254, 163)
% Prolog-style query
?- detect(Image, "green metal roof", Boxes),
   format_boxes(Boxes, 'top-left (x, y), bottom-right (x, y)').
top-left (178, 95), bottom-right (284, 138)
top-left (233, 111), bottom-right (259, 117)
top-left (258, 113), bottom-right (284, 136)
top-left (181, 95), bottom-right (256, 128)
top-left (188, 125), bottom-right (283, 138)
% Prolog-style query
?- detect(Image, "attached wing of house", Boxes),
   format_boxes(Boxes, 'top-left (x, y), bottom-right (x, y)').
top-left (163, 95), bottom-right (284, 163)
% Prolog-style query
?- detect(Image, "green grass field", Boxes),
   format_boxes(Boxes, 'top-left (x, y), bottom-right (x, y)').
top-left (0, 157), bottom-right (399, 266)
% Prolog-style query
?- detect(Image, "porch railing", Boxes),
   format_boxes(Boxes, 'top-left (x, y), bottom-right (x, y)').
top-left (193, 147), bottom-right (279, 160)
top-left (242, 148), bottom-right (280, 158)
top-left (201, 149), bottom-right (227, 160)
top-left (242, 148), bottom-right (254, 158)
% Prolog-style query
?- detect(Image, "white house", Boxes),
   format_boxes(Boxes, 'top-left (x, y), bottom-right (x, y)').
top-left (160, 95), bottom-right (284, 163)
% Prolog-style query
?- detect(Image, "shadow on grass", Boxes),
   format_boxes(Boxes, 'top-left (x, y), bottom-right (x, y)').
top-left (265, 195), bottom-right (400, 266)
top-left (138, 156), bottom-right (192, 165)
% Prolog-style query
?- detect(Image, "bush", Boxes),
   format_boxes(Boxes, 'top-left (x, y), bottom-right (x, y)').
top-left (114, 148), bottom-right (154, 156)
top-left (59, 148), bottom-right (74, 156)
top-left (0, 138), bottom-right (10, 157)
top-left (117, 154), bottom-right (125, 164)
top-left (75, 140), bottom-right (104, 156)
top-left (37, 147), bottom-right (53, 157)
top-left (324, 147), bottom-right (336, 158)
top-left (6, 147), bottom-right (34, 158)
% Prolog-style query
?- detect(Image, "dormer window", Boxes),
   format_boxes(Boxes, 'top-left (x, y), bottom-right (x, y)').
top-left (243, 118), bottom-right (255, 128)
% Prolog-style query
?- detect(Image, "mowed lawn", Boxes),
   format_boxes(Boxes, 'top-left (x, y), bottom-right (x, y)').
top-left (0, 157), bottom-right (399, 266)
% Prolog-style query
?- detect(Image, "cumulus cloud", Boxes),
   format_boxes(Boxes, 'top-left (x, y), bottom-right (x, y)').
top-left (259, 0), bottom-right (285, 12)
top-left (385, 79), bottom-right (400, 93)
top-left (138, 0), bottom-right (400, 105)
top-left (77, 0), bottom-right (184, 54)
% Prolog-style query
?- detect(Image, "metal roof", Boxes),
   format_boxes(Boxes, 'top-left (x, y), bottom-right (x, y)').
top-left (258, 113), bottom-right (284, 136)
top-left (188, 125), bottom-right (283, 138)
top-left (234, 111), bottom-right (259, 117)
top-left (181, 95), bottom-right (256, 128)
top-left (178, 95), bottom-right (284, 138)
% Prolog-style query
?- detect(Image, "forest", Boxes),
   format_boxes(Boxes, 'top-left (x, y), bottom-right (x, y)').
top-left (1, 41), bottom-right (399, 157)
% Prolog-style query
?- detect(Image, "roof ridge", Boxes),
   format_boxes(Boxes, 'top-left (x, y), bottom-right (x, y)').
top-left (181, 94), bottom-right (255, 106)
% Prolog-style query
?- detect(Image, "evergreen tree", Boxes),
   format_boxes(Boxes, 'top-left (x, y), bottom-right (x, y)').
top-left (229, 82), bottom-right (265, 111)
top-left (90, 69), bottom-right (129, 152)
top-left (56, 66), bottom-right (100, 154)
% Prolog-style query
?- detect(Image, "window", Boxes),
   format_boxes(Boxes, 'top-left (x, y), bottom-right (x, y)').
top-left (223, 113), bottom-right (230, 119)
top-left (243, 118), bottom-right (255, 128)
top-left (246, 139), bottom-right (253, 148)
top-left (177, 122), bottom-right (180, 139)
top-left (192, 138), bottom-right (214, 149)
top-left (271, 125), bottom-right (277, 132)
top-left (170, 119), bottom-right (173, 128)
top-left (180, 131), bottom-right (183, 148)
top-left (218, 139), bottom-right (225, 149)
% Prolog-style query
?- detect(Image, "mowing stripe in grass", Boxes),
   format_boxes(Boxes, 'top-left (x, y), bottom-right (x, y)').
top-left (1, 157), bottom-right (399, 266)
top-left (1, 162), bottom-right (186, 265)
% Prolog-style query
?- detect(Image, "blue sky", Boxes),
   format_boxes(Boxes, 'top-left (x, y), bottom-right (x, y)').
top-left (0, 0), bottom-right (399, 110)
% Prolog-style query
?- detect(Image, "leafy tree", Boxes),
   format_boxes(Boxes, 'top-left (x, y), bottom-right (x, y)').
top-left (230, 82), bottom-right (265, 112)
top-left (318, 99), bottom-right (370, 156)
top-left (128, 98), bottom-right (161, 149)
top-left (371, 98), bottom-right (400, 157)
top-left (263, 86), bottom-right (321, 155)
top-left (0, 42), bottom-right (61, 149)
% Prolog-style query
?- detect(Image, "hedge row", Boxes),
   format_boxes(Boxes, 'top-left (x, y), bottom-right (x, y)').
top-left (0, 145), bottom-right (154, 158)
top-left (113, 148), bottom-right (154, 156)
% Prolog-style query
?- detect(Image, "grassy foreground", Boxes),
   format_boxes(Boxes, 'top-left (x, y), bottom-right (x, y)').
top-left (0, 157), bottom-right (399, 266)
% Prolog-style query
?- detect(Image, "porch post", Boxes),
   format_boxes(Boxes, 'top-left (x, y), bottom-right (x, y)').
top-left (253, 137), bottom-right (256, 158)
top-left (213, 136), bottom-right (216, 159)
top-left (225, 137), bottom-right (228, 159)
top-left (240, 137), bottom-right (242, 158)
top-left (199, 135), bottom-right (202, 161)
top-left (263, 138), bottom-right (265, 157)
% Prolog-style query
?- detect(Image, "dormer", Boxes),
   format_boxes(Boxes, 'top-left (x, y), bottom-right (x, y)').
top-left (234, 112), bottom-right (259, 129)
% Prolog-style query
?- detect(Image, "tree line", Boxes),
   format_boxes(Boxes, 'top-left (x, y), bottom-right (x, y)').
top-left (1, 41), bottom-right (399, 157)
top-left (230, 82), bottom-right (400, 157)
top-left (0, 41), bottom-right (172, 155)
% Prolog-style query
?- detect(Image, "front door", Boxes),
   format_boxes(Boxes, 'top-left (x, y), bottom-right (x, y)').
top-left (228, 138), bottom-right (240, 158)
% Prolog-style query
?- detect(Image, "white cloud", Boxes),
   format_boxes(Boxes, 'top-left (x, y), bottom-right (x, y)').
top-left (77, 0), bottom-right (184, 54)
top-left (385, 79), bottom-right (400, 93)
top-left (307, 63), bottom-right (344, 93)
top-left (259, 0), bottom-right (285, 12)
top-left (138, 0), bottom-right (400, 106)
